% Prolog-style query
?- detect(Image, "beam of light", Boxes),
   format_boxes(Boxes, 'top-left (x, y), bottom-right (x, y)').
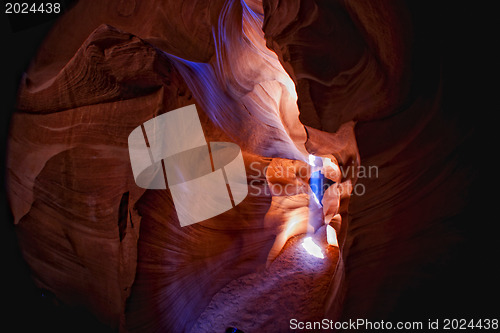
top-left (311, 192), bottom-right (321, 206)
top-left (301, 237), bottom-right (324, 259)
top-left (309, 170), bottom-right (323, 206)
top-left (326, 225), bottom-right (338, 247)
top-left (308, 154), bottom-right (317, 166)
top-left (284, 214), bottom-right (305, 238)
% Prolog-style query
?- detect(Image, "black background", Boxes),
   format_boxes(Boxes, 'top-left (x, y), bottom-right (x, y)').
top-left (2, 1), bottom-right (112, 331)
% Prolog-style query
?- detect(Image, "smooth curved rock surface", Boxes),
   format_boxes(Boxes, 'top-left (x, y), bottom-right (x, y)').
top-left (7, 0), bottom-right (491, 332)
top-left (8, 2), bottom-right (329, 331)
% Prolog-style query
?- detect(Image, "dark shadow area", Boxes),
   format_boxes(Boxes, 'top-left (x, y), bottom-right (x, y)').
top-left (382, 0), bottom-right (498, 323)
top-left (2, 3), bottom-right (114, 331)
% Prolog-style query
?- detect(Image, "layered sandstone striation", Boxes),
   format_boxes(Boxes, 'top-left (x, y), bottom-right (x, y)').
top-left (7, 0), bottom-right (479, 331)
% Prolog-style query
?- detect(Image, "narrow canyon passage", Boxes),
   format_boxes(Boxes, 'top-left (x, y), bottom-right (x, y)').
top-left (5, 0), bottom-right (494, 332)
top-left (191, 229), bottom-right (339, 333)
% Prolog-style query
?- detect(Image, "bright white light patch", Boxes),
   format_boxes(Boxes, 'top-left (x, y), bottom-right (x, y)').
top-left (326, 225), bottom-right (338, 247)
top-left (283, 76), bottom-right (298, 100)
top-left (308, 154), bottom-right (316, 166)
top-left (321, 157), bottom-right (333, 167)
top-left (301, 237), bottom-right (324, 259)
top-left (311, 193), bottom-right (321, 205)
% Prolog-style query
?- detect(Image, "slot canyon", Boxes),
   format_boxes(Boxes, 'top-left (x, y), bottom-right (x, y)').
top-left (3, 0), bottom-right (497, 332)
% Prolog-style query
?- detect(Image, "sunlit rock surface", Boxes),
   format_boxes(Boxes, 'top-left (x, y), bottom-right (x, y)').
top-left (190, 230), bottom-right (339, 332)
top-left (7, 0), bottom-right (489, 331)
top-left (8, 1), bottom-right (323, 330)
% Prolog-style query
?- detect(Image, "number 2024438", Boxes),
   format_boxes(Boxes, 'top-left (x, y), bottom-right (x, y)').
top-left (442, 318), bottom-right (498, 330)
top-left (5, 2), bottom-right (61, 14)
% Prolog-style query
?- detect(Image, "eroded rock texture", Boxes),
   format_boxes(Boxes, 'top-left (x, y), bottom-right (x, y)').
top-left (263, 0), bottom-right (492, 324)
top-left (7, 0), bottom-right (490, 332)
